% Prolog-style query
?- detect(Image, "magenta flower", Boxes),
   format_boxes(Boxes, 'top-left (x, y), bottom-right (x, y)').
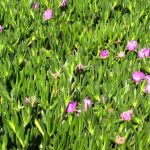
top-left (127, 40), bottom-right (138, 51)
top-left (138, 48), bottom-right (150, 58)
top-left (84, 98), bottom-right (92, 111)
top-left (0, 25), bottom-right (3, 32)
top-left (33, 2), bottom-right (38, 10)
top-left (145, 84), bottom-right (150, 94)
top-left (100, 50), bottom-right (109, 59)
top-left (132, 71), bottom-right (145, 84)
top-left (117, 51), bottom-right (125, 58)
top-left (61, 0), bottom-right (67, 7)
top-left (66, 101), bottom-right (77, 113)
top-left (120, 109), bottom-right (133, 121)
top-left (145, 75), bottom-right (150, 84)
top-left (43, 9), bottom-right (53, 20)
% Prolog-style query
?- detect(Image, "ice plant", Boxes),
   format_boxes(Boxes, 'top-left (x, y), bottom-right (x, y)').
top-left (43, 9), bottom-right (53, 20)
top-left (132, 71), bottom-right (145, 84)
top-left (61, 0), bottom-right (67, 7)
top-left (66, 101), bottom-right (77, 113)
top-left (145, 84), bottom-right (150, 94)
top-left (120, 109), bottom-right (133, 121)
top-left (117, 51), bottom-right (125, 58)
top-left (33, 2), bottom-right (38, 10)
top-left (115, 136), bottom-right (126, 145)
top-left (84, 98), bottom-right (92, 111)
top-left (100, 50), bottom-right (109, 59)
top-left (138, 48), bottom-right (150, 58)
top-left (0, 25), bottom-right (3, 32)
top-left (127, 40), bottom-right (138, 51)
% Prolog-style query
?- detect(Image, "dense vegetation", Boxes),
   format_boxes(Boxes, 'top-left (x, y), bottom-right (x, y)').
top-left (0, 0), bottom-right (149, 149)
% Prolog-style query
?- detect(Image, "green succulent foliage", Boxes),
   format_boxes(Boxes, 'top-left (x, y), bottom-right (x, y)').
top-left (0, 0), bottom-right (150, 149)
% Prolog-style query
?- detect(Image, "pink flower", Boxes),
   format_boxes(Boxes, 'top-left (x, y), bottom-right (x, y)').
top-left (117, 51), bottom-right (125, 58)
top-left (0, 25), bottom-right (3, 32)
top-left (132, 71), bottom-right (145, 84)
top-left (43, 9), bottom-right (53, 20)
top-left (127, 40), bottom-right (138, 51)
top-left (145, 75), bottom-right (150, 84)
top-left (84, 98), bottom-right (92, 111)
top-left (66, 101), bottom-right (77, 113)
top-left (145, 84), bottom-right (150, 94)
top-left (120, 109), bottom-right (133, 121)
top-left (33, 2), bottom-right (38, 10)
top-left (61, 0), bottom-right (67, 7)
top-left (138, 48), bottom-right (150, 58)
top-left (100, 50), bottom-right (109, 59)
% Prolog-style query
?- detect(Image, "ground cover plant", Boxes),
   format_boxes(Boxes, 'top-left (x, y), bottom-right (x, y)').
top-left (0, 0), bottom-right (150, 149)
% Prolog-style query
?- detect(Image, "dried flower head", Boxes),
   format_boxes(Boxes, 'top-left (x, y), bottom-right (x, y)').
top-left (108, 108), bottom-right (114, 113)
top-left (51, 72), bottom-right (60, 79)
top-left (115, 136), bottom-right (126, 145)
top-left (117, 51), bottom-right (125, 58)
top-left (75, 64), bottom-right (84, 74)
